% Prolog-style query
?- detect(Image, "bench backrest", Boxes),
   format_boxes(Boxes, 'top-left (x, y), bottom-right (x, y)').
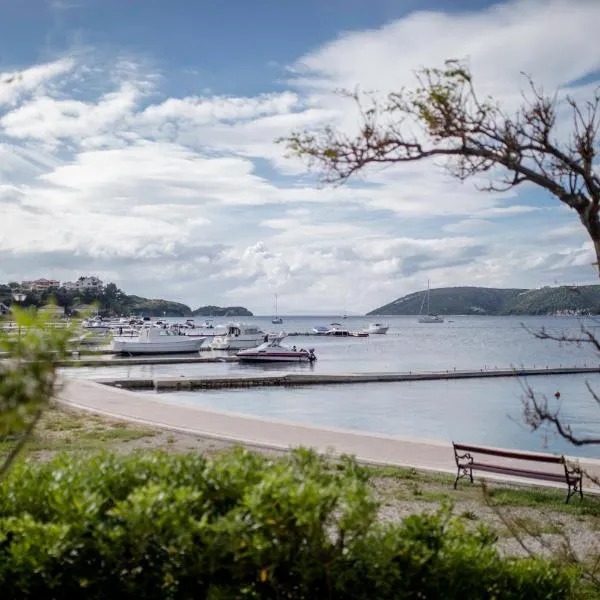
top-left (453, 442), bottom-right (564, 464)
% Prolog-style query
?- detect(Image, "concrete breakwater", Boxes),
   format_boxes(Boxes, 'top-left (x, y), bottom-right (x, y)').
top-left (99, 365), bottom-right (600, 391)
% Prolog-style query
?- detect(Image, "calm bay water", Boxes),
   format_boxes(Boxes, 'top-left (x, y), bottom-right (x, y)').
top-left (62, 315), bottom-right (600, 457)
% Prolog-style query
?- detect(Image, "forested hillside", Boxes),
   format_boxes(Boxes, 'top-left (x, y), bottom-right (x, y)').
top-left (368, 285), bottom-right (600, 316)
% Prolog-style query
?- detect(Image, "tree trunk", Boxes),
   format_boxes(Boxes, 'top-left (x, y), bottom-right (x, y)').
top-left (593, 238), bottom-right (600, 277)
top-left (577, 204), bottom-right (600, 277)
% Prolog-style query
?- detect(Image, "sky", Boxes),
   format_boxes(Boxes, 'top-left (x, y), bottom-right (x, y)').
top-left (0, 0), bottom-right (599, 314)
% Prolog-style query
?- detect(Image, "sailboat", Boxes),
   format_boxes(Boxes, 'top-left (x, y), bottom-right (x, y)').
top-left (418, 280), bottom-right (444, 323)
top-left (271, 294), bottom-right (283, 324)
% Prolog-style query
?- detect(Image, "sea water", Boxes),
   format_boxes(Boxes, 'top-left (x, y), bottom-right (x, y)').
top-left (62, 315), bottom-right (600, 456)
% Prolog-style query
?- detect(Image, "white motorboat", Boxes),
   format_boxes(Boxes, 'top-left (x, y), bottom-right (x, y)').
top-left (82, 318), bottom-right (111, 333)
top-left (209, 323), bottom-right (267, 350)
top-left (312, 325), bottom-right (330, 335)
top-left (366, 323), bottom-right (389, 334)
top-left (326, 323), bottom-right (351, 336)
top-left (418, 280), bottom-right (444, 324)
top-left (112, 327), bottom-right (206, 355)
top-left (237, 338), bottom-right (316, 363)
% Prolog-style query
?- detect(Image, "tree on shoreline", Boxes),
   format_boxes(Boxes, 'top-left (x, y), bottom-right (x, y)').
top-left (281, 59), bottom-right (600, 273)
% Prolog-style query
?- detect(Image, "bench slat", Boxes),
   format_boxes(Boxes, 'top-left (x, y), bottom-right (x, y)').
top-left (467, 463), bottom-right (567, 482)
top-left (453, 443), bottom-right (563, 464)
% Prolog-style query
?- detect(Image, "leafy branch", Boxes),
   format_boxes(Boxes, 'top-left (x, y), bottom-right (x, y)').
top-left (281, 59), bottom-right (600, 273)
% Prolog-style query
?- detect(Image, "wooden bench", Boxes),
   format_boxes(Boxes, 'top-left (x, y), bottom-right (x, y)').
top-left (452, 442), bottom-right (583, 503)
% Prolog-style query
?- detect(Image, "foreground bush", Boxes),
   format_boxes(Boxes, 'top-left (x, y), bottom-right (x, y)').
top-left (0, 449), bottom-right (575, 599)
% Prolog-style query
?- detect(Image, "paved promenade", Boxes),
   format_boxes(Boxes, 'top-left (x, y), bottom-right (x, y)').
top-left (58, 378), bottom-right (600, 491)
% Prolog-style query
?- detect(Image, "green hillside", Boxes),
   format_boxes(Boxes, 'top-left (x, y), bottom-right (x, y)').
top-left (125, 296), bottom-right (192, 317)
top-left (367, 285), bottom-right (600, 316)
top-left (368, 286), bottom-right (525, 316)
top-left (503, 285), bottom-right (600, 315)
top-left (192, 305), bottom-right (253, 317)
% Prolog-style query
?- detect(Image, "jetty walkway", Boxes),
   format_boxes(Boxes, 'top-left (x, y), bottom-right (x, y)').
top-left (88, 365), bottom-right (600, 390)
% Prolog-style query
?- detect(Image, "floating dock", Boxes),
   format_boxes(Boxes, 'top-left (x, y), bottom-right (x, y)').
top-left (98, 365), bottom-right (600, 391)
top-left (58, 354), bottom-right (238, 367)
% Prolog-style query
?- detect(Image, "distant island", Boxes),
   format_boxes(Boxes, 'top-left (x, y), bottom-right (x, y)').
top-left (367, 285), bottom-right (600, 316)
top-left (192, 305), bottom-right (253, 317)
top-left (0, 278), bottom-right (253, 318)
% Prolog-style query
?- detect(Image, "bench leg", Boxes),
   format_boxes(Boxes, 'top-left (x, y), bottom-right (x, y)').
top-left (565, 485), bottom-right (573, 504)
top-left (565, 478), bottom-right (584, 504)
top-left (453, 466), bottom-right (473, 489)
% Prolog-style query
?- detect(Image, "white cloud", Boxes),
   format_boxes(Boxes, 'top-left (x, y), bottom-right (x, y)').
top-left (0, 0), bottom-right (598, 312)
top-left (292, 0), bottom-right (600, 100)
top-left (0, 58), bottom-right (75, 106)
top-left (1, 83), bottom-right (140, 142)
top-left (139, 91), bottom-right (299, 125)
top-left (443, 219), bottom-right (494, 234)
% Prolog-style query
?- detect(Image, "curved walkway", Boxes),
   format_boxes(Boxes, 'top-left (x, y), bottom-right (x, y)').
top-left (59, 378), bottom-right (600, 491)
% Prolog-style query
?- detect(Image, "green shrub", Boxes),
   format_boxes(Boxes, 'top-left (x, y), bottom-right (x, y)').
top-left (0, 449), bottom-right (576, 599)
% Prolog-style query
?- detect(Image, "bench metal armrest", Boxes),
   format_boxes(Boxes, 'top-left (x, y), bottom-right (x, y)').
top-left (454, 451), bottom-right (473, 467)
top-left (564, 461), bottom-right (583, 479)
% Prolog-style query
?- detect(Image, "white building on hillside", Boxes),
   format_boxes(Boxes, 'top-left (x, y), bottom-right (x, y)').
top-left (61, 276), bottom-right (104, 293)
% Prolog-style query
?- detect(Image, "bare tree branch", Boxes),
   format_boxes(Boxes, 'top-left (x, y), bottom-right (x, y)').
top-left (280, 59), bottom-right (600, 273)
top-left (521, 382), bottom-right (600, 447)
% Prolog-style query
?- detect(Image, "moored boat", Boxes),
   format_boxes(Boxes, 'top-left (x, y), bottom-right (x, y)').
top-left (349, 330), bottom-right (369, 337)
top-left (366, 323), bottom-right (389, 334)
top-left (82, 318), bottom-right (111, 333)
top-left (418, 314), bottom-right (444, 323)
top-left (210, 323), bottom-right (267, 350)
top-left (418, 280), bottom-right (444, 324)
top-left (112, 327), bottom-right (206, 355)
top-left (236, 338), bottom-right (316, 363)
top-left (326, 323), bottom-right (351, 336)
top-left (271, 293), bottom-right (283, 324)
top-left (312, 325), bottom-right (330, 335)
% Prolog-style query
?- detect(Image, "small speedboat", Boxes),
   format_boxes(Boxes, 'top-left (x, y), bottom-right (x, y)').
top-left (366, 323), bottom-right (389, 334)
top-left (236, 338), bottom-right (316, 363)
